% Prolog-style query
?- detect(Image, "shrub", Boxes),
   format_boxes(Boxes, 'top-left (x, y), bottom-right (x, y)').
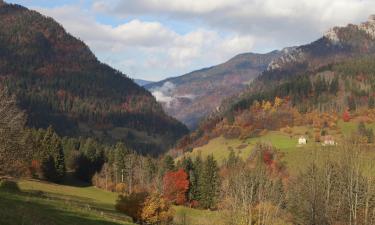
top-left (115, 192), bottom-right (148, 222)
top-left (141, 193), bottom-right (174, 225)
top-left (115, 183), bottom-right (127, 193)
top-left (0, 180), bottom-right (20, 192)
top-left (343, 110), bottom-right (351, 122)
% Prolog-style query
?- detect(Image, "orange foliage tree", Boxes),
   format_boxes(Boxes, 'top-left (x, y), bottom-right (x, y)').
top-left (115, 192), bottom-right (148, 222)
top-left (163, 169), bottom-right (189, 205)
top-left (141, 193), bottom-right (174, 224)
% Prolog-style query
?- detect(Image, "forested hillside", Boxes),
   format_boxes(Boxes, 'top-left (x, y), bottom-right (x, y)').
top-left (145, 51), bottom-right (281, 129)
top-left (0, 2), bottom-right (188, 154)
top-left (174, 17), bottom-right (375, 152)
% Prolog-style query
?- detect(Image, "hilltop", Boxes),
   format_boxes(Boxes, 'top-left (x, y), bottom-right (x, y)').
top-left (0, 2), bottom-right (188, 154)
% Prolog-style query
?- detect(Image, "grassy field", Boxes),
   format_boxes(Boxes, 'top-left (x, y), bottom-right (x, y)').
top-left (173, 206), bottom-right (224, 225)
top-left (0, 179), bottom-right (227, 225)
top-left (338, 119), bottom-right (375, 136)
top-left (182, 120), bottom-right (375, 175)
top-left (0, 179), bottom-right (135, 225)
top-left (182, 129), bottom-right (312, 164)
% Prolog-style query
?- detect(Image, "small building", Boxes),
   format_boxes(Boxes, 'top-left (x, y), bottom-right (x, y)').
top-left (298, 136), bottom-right (307, 145)
top-left (322, 135), bottom-right (336, 146)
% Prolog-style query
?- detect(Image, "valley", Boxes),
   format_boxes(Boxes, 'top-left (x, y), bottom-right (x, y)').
top-left (1, 1), bottom-right (375, 225)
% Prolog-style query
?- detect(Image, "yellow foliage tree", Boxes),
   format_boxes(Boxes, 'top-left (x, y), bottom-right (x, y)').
top-left (141, 193), bottom-right (174, 225)
top-left (262, 100), bottom-right (272, 111)
top-left (274, 97), bottom-right (283, 108)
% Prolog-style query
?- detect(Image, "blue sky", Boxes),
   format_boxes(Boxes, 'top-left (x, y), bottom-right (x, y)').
top-left (6, 0), bottom-right (375, 81)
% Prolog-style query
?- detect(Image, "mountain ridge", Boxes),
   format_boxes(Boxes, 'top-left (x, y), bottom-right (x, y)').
top-left (0, 1), bottom-right (188, 154)
top-left (173, 15), bottom-right (375, 153)
top-left (145, 50), bottom-right (282, 129)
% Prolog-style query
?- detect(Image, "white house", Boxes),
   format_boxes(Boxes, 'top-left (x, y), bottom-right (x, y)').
top-left (298, 136), bottom-right (307, 145)
top-left (322, 135), bottom-right (336, 146)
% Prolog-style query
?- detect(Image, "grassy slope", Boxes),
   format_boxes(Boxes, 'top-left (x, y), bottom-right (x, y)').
top-left (0, 179), bottom-right (135, 225)
top-left (182, 128), bottom-right (312, 164)
top-left (182, 120), bottom-right (375, 174)
top-left (173, 206), bottom-right (225, 225)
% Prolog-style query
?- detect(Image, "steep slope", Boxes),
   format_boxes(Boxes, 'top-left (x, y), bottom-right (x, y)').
top-left (0, 2), bottom-right (188, 154)
top-left (227, 15), bottom-right (375, 112)
top-left (253, 15), bottom-right (375, 91)
top-left (173, 15), bottom-right (375, 154)
top-left (145, 51), bottom-right (281, 129)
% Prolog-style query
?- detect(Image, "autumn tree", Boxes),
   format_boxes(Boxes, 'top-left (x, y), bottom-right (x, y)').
top-left (222, 149), bottom-right (286, 225)
top-left (262, 100), bottom-right (272, 111)
top-left (163, 169), bottom-right (189, 205)
top-left (116, 192), bottom-right (148, 223)
top-left (141, 193), bottom-right (174, 225)
top-left (342, 110), bottom-right (351, 122)
top-left (288, 144), bottom-right (375, 225)
top-left (0, 88), bottom-right (30, 176)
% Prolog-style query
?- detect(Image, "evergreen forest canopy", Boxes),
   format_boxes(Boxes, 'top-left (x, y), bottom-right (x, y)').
top-left (0, 2), bottom-right (188, 155)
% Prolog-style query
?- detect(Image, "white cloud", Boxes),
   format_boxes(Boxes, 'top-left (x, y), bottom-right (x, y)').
top-left (34, 4), bottom-right (254, 81)
top-left (28, 0), bottom-right (375, 81)
top-left (93, 0), bottom-right (375, 50)
top-left (150, 81), bottom-right (196, 107)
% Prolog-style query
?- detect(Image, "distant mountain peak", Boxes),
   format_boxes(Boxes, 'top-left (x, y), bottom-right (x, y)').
top-left (358, 15), bottom-right (375, 38)
top-left (324, 28), bottom-right (341, 43)
top-left (267, 47), bottom-right (304, 70)
top-left (324, 15), bottom-right (375, 43)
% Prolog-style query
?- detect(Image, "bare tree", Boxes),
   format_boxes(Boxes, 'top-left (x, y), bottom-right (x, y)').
top-left (0, 88), bottom-right (28, 176)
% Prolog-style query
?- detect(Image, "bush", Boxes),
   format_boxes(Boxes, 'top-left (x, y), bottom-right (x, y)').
top-left (115, 183), bottom-right (127, 193)
top-left (115, 192), bottom-right (148, 223)
top-left (141, 193), bottom-right (174, 225)
top-left (0, 180), bottom-right (20, 192)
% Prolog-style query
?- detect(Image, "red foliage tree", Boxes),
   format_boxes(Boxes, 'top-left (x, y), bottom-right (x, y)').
top-left (163, 169), bottom-right (189, 205)
top-left (342, 110), bottom-right (351, 122)
top-left (263, 150), bottom-right (274, 166)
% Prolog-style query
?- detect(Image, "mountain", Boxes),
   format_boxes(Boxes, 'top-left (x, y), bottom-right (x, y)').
top-left (133, 79), bottom-right (154, 86)
top-left (0, 2), bottom-right (188, 154)
top-left (254, 15), bottom-right (375, 89)
top-left (145, 51), bottom-right (282, 129)
top-left (174, 15), bottom-right (375, 153)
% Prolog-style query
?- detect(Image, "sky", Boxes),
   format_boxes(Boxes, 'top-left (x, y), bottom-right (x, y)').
top-left (6, 0), bottom-right (375, 81)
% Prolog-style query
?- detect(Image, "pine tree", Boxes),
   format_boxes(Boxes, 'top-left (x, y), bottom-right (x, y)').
top-left (329, 77), bottom-right (339, 95)
top-left (358, 122), bottom-right (367, 136)
top-left (190, 155), bottom-right (203, 203)
top-left (41, 155), bottom-right (58, 181)
top-left (51, 133), bottom-right (65, 181)
top-left (180, 156), bottom-right (193, 173)
top-left (348, 97), bottom-right (356, 111)
top-left (369, 96), bottom-right (375, 109)
top-left (39, 127), bottom-right (66, 182)
top-left (199, 155), bottom-right (220, 209)
top-left (179, 156), bottom-right (194, 202)
top-left (161, 155), bottom-right (175, 175)
top-left (367, 128), bottom-right (374, 143)
top-left (226, 149), bottom-right (239, 168)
